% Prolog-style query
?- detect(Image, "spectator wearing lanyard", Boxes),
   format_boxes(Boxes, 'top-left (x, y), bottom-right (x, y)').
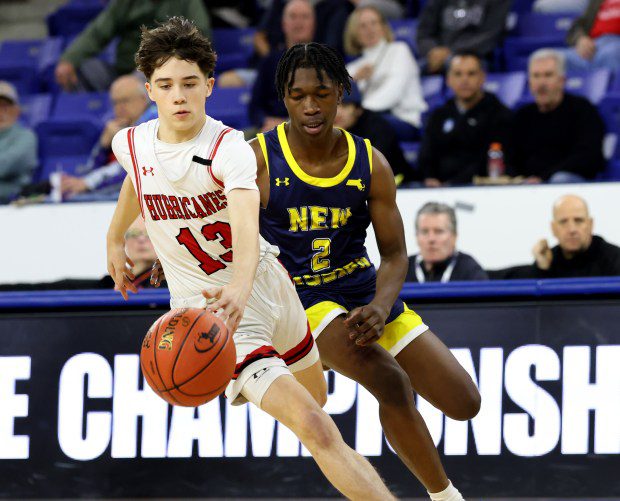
top-left (405, 202), bottom-right (488, 282)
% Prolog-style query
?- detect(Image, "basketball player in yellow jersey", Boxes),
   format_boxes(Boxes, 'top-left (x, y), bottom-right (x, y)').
top-left (106, 17), bottom-right (395, 500)
top-left (250, 43), bottom-right (482, 501)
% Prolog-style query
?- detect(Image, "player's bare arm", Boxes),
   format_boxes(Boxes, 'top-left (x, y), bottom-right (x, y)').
top-left (106, 176), bottom-right (142, 300)
top-left (248, 138), bottom-right (271, 209)
top-left (202, 188), bottom-right (260, 333)
top-left (344, 148), bottom-right (408, 346)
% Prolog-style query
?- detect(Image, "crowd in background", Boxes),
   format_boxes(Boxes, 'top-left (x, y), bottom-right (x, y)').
top-left (1, 0), bottom-right (619, 283)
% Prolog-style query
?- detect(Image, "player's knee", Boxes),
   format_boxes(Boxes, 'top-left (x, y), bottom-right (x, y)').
top-left (367, 363), bottom-right (413, 407)
top-left (445, 379), bottom-right (481, 421)
top-left (296, 409), bottom-right (337, 451)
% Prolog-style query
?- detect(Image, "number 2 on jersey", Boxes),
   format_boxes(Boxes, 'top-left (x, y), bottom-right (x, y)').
top-left (176, 222), bottom-right (233, 275)
top-left (311, 238), bottom-right (331, 272)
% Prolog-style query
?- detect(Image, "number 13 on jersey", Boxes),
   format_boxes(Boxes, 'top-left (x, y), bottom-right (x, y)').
top-left (176, 222), bottom-right (233, 275)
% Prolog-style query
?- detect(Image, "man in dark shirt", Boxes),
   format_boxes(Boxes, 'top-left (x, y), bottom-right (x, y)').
top-left (419, 53), bottom-right (512, 186)
top-left (512, 49), bottom-right (606, 183)
top-left (335, 83), bottom-right (417, 184)
top-left (249, 0), bottom-right (315, 131)
top-left (532, 194), bottom-right (620, 277)
top-left (416, 0), bottom-right (511, 74)
top-left (406, 202), bottom-right (488, 282)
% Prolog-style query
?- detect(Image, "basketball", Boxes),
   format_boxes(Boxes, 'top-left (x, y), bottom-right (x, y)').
top-left (140, 307), bottom-right (236, 407)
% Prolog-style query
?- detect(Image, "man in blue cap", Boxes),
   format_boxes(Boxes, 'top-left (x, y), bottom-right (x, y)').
top-left (335, 82), bottom-right (417, 185)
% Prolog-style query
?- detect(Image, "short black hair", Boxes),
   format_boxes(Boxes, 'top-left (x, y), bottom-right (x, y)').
top-left (275, 43), bottom-right (351, 100)
top-left (449, 51), bottom-right (484, 71)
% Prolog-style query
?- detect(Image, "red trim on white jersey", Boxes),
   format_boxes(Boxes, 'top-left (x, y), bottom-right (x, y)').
top-left (206, 127), bottom-right (232, 190)
top-left (127, 127), bottom-right (144, 218)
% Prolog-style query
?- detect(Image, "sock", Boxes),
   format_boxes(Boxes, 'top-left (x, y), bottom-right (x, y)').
top-left (428, 480), bottom-right (464, 501)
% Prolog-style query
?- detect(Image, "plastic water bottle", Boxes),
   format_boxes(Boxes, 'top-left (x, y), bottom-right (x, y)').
top-left (487, 142), bottom-right (505, 178)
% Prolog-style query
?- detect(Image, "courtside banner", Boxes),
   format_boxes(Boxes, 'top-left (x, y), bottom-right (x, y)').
top-left (0, 297), bottom-right (619, 498)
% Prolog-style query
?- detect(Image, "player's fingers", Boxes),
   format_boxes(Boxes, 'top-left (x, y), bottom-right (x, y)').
top-left (356, 331), bottom-right (381, 346)
top-left (115, 283), bottom-right (129, 301)
top-left (126, 257), bottom-right (135, 268)
top-left (202, 287), bottom-right (222, 300)
top-left (343, 307), bottom-right (365, 327)
top-left (125, 279), bottom-right (138, 294)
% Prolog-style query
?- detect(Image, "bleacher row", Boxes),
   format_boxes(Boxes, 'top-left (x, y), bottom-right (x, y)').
top-left (1, 1), bottom-right (619, 184)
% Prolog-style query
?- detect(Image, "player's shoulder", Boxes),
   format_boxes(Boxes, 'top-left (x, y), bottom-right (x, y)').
top-left (207, 118), bottom-right (253, 161)
top-left (111, 119), bottom-right (157, 154)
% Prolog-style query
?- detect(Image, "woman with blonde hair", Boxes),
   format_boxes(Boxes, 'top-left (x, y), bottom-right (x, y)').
top-left (344, 6), bottom-right (426, 138)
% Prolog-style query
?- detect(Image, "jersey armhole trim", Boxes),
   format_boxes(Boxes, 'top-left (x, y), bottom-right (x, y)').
top-left (127, 127), bottom-right (144, 218)
top-left (256, 133), bottom-right (270, 177)
top-left (364, 138), bottom-right (373, 174)
top-left (207, 127), bottom-right (232, 190)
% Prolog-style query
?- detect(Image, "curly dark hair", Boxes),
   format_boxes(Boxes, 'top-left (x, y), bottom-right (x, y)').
top-left (275, 43), bottom-right (352, 100)
top-left (135, 16), bottom-right (216, 80)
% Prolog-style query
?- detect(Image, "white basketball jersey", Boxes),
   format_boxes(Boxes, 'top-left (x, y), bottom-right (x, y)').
top-left (112, 116), bottom-right (278, 300)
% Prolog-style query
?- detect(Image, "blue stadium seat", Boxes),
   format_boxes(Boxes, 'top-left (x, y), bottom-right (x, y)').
top-left (400, 141), bottom-right (421, 169)
top-left (52, 91), bottom-right (111, 123)
top-left (19, 94), bottom-right (54, 128)
top-left (511, 0), bottom-right (536, 12)
top-left (389, 19), bottom-right (417, 54)
top-left (207, 87), bottom-right (251, 130)
top-left (38, 154), bottom-right (93, 183)
top-left (510, 12), bottom-right (576, 38)
top-left (0, 38), bottom-right (63, 94)
top-left (600, 72), bottom-right (620, 135)
top-left (47, 3), bottom-right (104, 38)
top-left (0, 64), bottom-right (39, 95)
top-left (503, 13), bottom-right (577, 71)
top-left (565, 68), bottom-right (611, 104)
top-left (36, 119), bottom-right (101, 158)
top-left (421, 75), bottom-right (444, 110)
top-left (213, 28), bottom-right (256, 72)
top-left (484, 72), bottom-right (527, 108)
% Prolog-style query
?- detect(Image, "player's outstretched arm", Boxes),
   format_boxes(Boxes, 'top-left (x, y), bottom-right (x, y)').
top-left (203, 188), bottom-right (260, 333)
top-left (106, 176), bottom-right (141, 300)
top-left (345, 148), bottom-right (408, 346)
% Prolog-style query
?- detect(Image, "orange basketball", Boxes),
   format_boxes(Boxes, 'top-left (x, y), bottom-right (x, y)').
top-left (140, 308), bottom-right (236, 407)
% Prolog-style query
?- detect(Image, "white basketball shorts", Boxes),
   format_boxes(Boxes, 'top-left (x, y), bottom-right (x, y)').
top-left (170, 253), bottom-right (319, 407)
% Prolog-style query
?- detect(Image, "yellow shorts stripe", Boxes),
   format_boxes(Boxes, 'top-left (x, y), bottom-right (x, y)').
top-left (305, 301), bottom-right (428, 356)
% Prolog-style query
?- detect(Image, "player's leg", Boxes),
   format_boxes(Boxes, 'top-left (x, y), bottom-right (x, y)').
top-left (395, 329), bottom-right (481, 421)
top-left (317, 316), bottom-right (452, 495)
top-left (259, 371), bottom-right (396, 501)
top-left (292, 359), bottom-right (327, 407)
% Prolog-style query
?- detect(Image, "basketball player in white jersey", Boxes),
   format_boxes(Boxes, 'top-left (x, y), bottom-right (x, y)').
top-left (105, 17), bottom-right (395, 500)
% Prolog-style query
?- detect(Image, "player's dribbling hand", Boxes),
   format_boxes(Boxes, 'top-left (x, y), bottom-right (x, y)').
top-left (107, 245), bottom-right (138, 300)
top-left (343, 304), bottom-right (390, 346)
top-left (202, 284), bottom-right (249, 334)
top-left (150, 259), bottom-right (165, 287)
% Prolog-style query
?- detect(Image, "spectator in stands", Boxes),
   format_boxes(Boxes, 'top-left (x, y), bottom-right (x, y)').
top-left (0, 81), bottom-right (37, 204)
top-left (249, 0), bottom-right (315, 132)
top-left (344, 5), bottom-right (426, 138)
top-left (55, 0), bottom-right (211, 92)
top-left (253, 0), bottom-right (353, 59)
top-left (334, 82), bottom-right (416, 184)
top-left (406, 202), bottom-right (488, 282)
top-left (563, 0), bottom-right (620, 72)
top-left (512, 49), bottom-right (606, 183)
top-left (416, 0), bottom-right (512, 74)
top-left (419, 52), bottom-right (512, 186)
top-left (60, 74), bottom-right (151, 198)
top-left (534, 0), bottom-right (588, 13)
top-left (532, 194), bottom-right (620, 277)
